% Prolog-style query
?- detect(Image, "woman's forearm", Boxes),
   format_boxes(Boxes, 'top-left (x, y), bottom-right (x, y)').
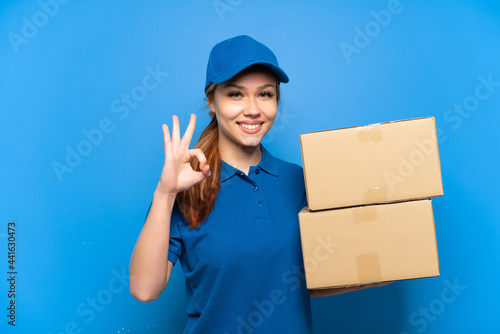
top-left (129, 190), bottom-right (177, 302)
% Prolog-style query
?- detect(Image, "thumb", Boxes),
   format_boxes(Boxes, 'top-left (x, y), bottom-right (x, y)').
top-left (201, 164), bottom-right (211, 178)
top-left (192, 165), bottom-right (211, 184)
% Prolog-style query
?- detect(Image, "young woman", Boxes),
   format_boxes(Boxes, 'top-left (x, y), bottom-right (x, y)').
top-left (129, 35), bottom-right (386, 333)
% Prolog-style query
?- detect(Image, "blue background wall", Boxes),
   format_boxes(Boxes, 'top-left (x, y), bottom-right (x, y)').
top-left (1, 0), bottom-right (499, 333)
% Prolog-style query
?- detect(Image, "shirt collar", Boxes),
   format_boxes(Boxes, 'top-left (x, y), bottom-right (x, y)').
top-left (257, 145), bottom-right (279, 177)
top-left (220, 145), bottom-right (279, 182)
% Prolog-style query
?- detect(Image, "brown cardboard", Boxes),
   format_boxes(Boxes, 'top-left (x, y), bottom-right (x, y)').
top-left (298, 199), bottom-right (440, 290)
top-left (300, 117), bottom-right (443, 211)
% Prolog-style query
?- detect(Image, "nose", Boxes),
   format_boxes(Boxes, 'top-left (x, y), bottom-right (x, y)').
top-left (243, 96), bottom-right (261, 117)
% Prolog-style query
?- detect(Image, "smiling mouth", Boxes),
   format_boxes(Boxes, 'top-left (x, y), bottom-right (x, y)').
top-left (239, 123), bottom-right (263, 130)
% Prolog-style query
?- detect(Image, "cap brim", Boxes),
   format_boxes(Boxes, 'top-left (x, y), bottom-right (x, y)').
top-left (211, 60), bottom-right (289, 86)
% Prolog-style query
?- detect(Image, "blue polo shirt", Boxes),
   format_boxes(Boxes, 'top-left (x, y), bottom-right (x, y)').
top-left (167, 146), bottom-right (312, 334)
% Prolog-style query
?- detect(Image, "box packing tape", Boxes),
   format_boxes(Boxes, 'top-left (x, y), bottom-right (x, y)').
top-left (357, 124), bottom-right (382, 143)
top-left (352, 206), bottom-right (378, 224)
top-left (363, 186), bottom-right (388, 203)
top-left (356, 252), bottom-right (383, 283)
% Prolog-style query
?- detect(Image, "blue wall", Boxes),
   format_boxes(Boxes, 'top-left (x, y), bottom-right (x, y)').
top-left (1, 0), bottom-right (499, 333)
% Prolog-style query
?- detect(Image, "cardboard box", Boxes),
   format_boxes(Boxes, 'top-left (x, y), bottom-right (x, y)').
top-left (300, 117), bottom-right (443, 211)
top-left (298, 199), bottom-right (439, 290)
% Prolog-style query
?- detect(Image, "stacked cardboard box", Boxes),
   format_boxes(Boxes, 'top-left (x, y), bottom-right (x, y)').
top-left (299, 117), bottom-right (443, 290)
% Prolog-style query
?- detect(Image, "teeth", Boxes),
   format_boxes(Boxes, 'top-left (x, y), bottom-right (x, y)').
top-left (240, 123), bottom-right (261, 130)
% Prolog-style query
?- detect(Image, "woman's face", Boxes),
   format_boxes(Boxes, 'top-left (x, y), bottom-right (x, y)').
top-left (208, 67), bottom-right (278, 153)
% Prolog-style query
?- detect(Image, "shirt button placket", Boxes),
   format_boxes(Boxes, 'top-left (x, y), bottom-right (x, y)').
top-left (253, 185), bottom-right (260, 206)
top-left (251, 168), bottom-right (267, 218)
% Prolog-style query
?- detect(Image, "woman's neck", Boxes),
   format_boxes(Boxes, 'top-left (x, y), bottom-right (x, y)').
top-left (219, 142), bottom-right (262, 175)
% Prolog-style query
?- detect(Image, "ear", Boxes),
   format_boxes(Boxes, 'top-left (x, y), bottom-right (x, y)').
top-left (207, 98), bottom-right (215, 113)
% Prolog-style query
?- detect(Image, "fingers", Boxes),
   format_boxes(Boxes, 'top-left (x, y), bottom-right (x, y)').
top-left (162, 124), bottom-right (172, 155)
top-left (187, 148), bottom-right (207, 168)
top-left (193, 165), bottom-right (211, 183)
top-left (187, 148), bottom-right (211, 177)
top-left (201, 164), bottom-right (211, 178)
top-left (171, 115), bottom-right (180, 147)
top-left (162, 124), bottom-right (171, 145)
top-left (181, 114), bottom-right (197, 149)
top-left (169, 114), bottom-right (197, 150)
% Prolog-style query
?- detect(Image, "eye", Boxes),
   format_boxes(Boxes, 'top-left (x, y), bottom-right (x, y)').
top-left (228, 91), bottom-right (242, 98)
top-left (259, 91), bottom-right (275, 98)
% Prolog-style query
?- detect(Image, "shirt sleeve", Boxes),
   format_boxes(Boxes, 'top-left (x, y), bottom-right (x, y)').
top-left (298, 165), bottom-right (308, 210)
top-left (167, 204), bottom-right (184, 265)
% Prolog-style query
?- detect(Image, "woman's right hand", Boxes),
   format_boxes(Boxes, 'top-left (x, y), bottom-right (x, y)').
top-left (156, 113), bottom-right (211, 196)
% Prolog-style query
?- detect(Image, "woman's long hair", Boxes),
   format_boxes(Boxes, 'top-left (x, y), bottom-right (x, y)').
top-left (177, 74), bottom-right (281, 228)
top-left (176, 84), bottom-right (220, 229)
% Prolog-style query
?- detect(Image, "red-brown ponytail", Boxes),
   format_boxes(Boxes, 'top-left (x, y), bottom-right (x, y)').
top-left (176, 84), bottom-right (220, 228)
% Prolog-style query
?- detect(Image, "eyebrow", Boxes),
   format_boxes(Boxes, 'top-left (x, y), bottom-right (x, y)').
top-left (222, 83), bottom-right (276, 90)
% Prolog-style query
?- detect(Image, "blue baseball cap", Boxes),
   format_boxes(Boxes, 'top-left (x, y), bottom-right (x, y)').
top-left (205, 35), bottom-right (289, 92)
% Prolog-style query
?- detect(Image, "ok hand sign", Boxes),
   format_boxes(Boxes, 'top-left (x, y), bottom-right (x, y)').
top-left (156, 114), bottom-right (211, 196)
